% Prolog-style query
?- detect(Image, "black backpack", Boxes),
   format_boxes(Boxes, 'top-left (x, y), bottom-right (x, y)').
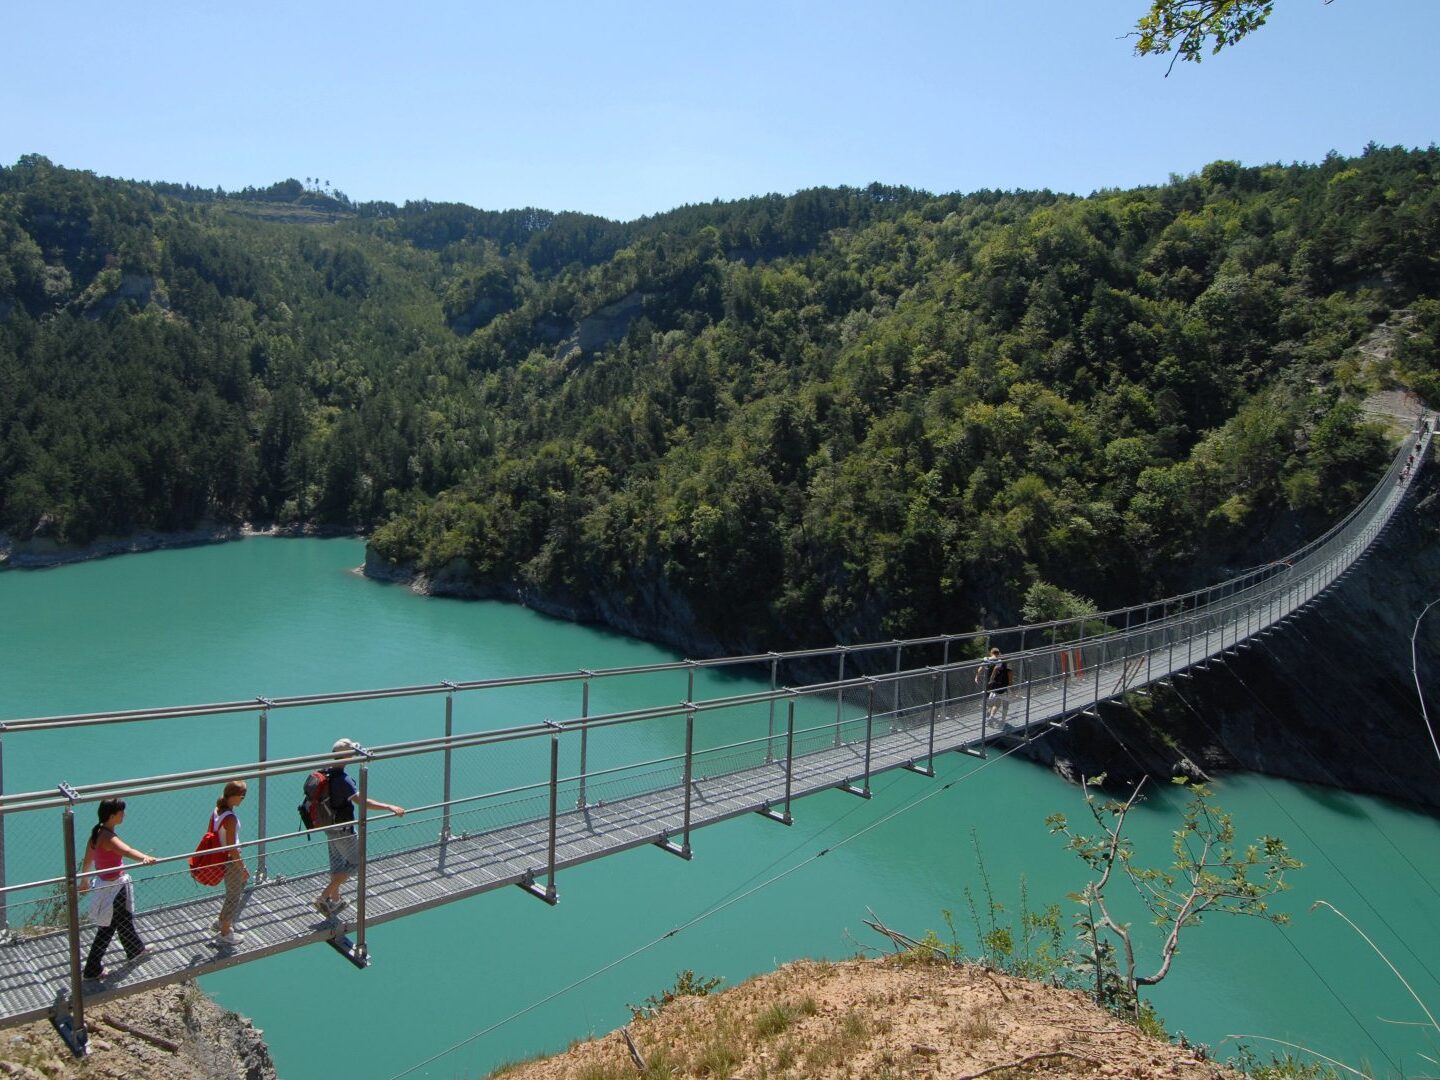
top-left (988, 661), bottom-right (1011, 690)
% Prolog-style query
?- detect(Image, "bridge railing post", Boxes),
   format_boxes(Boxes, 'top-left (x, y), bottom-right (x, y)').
top-left (781, 699), bottom-right (796, 822)
top-left (577, 675), bottom-right (592, 810)
top-left (834, 648), bottom-right (846, 748)
top-left (766, 655), bottom-right (778, 764)
top-left (941, 638), bottom-right (951, 718)
top-left (1185, 597), bottom-right (1194, 669)
top-left (525, 727), bottom-right (561, 901)
top-left (925, 669), bottom-right (938, 768)
top-left (1165, 601), bottom-right (1175, 677)
top-left (441, 687), bottom-right (455, 840)
top-left (677, 708), bottom-right (695, 856)
top-left (891, 643), bottom-right (902, 733)
top-left (1023, 656), bottom-right (1032, 731)
top-left (256, 704), bottom-right (269, 882)
top-left (0, 730), bottom-right (7, 938)
top-left (863, 680), bottom-right (875, 795)
top-left (60, 798), bottom-right (87, 1056)
top-left (1060, 638), bottom-right (1070, 718)
top-left (1204, 587), bottom-right (1214, 659)
top-left (356, 763), bottom-right (370, 963)
top-left (1092, 630), bottom-right (1103, 708)
top-left (1121, 607), bottom-right (1132, 694)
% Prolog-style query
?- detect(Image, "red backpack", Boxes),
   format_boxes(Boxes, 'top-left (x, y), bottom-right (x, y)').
top-left (189, 811), bottom-right (231, 886)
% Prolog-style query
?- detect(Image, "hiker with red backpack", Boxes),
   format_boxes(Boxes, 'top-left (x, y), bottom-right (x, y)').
top-left (188, 780), bottom-right (250, 946)
top-left (209, 780), bottom-right (249, 946)
top-left (312, 738), bottom-right (405, 918)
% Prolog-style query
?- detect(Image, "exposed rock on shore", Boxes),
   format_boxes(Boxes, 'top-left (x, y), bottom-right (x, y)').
top-left (0, 982), bottom-right (276, 1079)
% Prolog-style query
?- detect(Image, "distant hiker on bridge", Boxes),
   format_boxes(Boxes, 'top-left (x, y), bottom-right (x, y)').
top-left (79, 799), bottom-right (157, 980)
top-left (209, 780), bottom-right (249, 947)
top-left (314, 738), bottom-right (405, 918)
top-left (977, 647), bottom-right (1013, 725)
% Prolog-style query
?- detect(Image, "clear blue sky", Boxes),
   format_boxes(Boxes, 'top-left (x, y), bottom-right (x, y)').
top-left (3, 1), bottom-right (1436, 222)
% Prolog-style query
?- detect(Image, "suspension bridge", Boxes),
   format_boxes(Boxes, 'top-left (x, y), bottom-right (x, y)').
top-left (0, 422), bottom-right (1430, 1054)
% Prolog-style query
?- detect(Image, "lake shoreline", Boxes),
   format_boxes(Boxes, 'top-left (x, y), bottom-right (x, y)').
top-left (0, 523), bottom-right (365, 570)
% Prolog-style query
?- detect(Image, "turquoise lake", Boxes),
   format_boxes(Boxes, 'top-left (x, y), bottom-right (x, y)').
top-left (2, 538), bottom-right (1438, 1078)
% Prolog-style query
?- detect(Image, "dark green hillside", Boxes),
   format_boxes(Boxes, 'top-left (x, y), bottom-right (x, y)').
top-left (2, 148), bottom-right (1437, 653)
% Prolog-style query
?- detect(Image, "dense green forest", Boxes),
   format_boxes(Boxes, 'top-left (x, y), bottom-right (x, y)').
top-left (2, 148), bottom-right (1437, 652)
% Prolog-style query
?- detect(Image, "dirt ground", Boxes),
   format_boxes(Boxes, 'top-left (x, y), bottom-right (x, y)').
top-left (488, 957), bottom-right (1241, 1080)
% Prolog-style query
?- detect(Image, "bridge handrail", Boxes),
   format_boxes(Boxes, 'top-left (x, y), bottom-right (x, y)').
top-left (0, 524), bottom-right (1410, 818)
top-left (0, 530), bottom-right (1398, 816)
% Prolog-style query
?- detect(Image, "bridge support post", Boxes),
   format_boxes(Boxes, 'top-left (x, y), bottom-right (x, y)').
top-left (577, 676), bottom-right (592, 810)
top-left (960, 697), bottom-right (987, 758)
top-left (891, 643), bottom-right (902, 734)
top-left (1093, 635), bottom-right (1103, 713)
top-left (1204, 587), bottom-right (1214, 660)
top-left (839, 681), bottom-right (874, 799)
top-left (766, 655), bottom-right (778, 764)
top-left (904, 670), bottom-right (937, 776)
top-left (0, 730), bottom-right (7, 940)
top-left (55, 798), bottom-right (87, 1057)
top-left (256, 704), bottom-right (270, 883)
top-left (522, 730), bottom-right (562, 902)
top-left (758, 699), bottom-right (796, 825)
top-left (354, 764), bottom-right (371, 966)
top-left (658, 708), bottom-right (695, 858)
top-left (1023, 657), bottom-right (1033, 731)
top-left (941, 638), bottom-right (951, 720)
top-left (441, 687), bottom-right (455, 841)
top-left (833, 648), bottom-right (846, 748)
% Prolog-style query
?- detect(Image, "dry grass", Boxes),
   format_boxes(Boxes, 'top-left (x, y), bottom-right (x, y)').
top-left (489, 957), bottom-right (1243, 1079)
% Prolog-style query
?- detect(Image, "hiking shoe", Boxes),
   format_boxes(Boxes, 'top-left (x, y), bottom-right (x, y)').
top-left (215, 930), bottom-right (243, 946)
top-left (83, 969), bottom-right (107, 982)
top-left (124, 948), bottom-right (150, 965)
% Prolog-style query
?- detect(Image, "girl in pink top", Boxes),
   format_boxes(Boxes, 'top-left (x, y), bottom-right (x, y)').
top-left (80, 798), bottom-right (156, 979)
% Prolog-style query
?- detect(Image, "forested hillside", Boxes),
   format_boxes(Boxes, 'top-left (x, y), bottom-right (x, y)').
top-left (3, 148), bottom-right (1438, 653)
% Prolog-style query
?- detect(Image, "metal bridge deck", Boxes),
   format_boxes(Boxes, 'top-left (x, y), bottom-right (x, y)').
top-left (0, 648), bottom-right (1279, 1027)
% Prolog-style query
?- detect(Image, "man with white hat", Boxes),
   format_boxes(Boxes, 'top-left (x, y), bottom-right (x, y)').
top-left (316, 737), bottom-right (406, 917)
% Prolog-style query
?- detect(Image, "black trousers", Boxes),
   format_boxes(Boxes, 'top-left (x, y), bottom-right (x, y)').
top-left (84, 888), bottom-right (144, 976)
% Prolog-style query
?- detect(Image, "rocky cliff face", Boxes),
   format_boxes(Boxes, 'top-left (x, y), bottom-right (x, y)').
top-left (1022, 465), bottom-right (1440, 813)
top-left (0, 982), bottom-right (276, 1079)
top-left (362, 546), bottom-right (732, 659)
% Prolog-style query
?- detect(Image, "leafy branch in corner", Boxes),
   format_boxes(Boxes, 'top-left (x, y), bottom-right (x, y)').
top-left (1047, 775), bottom-right (1302, 1023)
top-left (1133, 1), bottom-right (1278, 75)
top-left (1132, 1), bottom-right (1340, 76)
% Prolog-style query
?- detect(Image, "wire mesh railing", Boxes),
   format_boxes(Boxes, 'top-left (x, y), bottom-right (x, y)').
top-left (0, 421), bottom-right (1428, 1048)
